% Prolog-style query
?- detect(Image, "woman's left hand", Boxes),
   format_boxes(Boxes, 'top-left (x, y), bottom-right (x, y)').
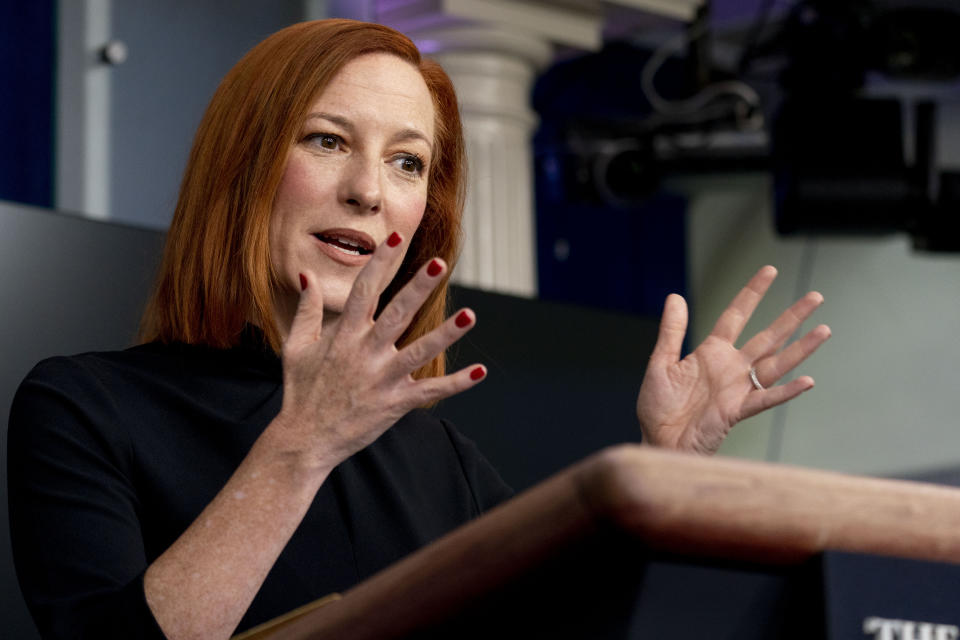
top-left (636, 265), bottom-right (831, 455)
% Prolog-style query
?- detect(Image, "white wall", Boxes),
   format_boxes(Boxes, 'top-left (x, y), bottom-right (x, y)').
top-left (679, 172), bottom-right (960, 478)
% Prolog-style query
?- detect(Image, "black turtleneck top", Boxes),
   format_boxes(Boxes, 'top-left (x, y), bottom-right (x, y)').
top-left (7, 332), bottom-right (512, 638)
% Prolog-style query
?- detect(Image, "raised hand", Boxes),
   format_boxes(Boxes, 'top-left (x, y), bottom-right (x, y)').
top-left (636, 266), bottom-right (831, 455)
top-left (276, 232), bottom-right (485, 471)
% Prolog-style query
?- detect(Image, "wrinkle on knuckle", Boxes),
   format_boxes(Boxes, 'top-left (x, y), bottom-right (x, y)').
top-left (414, 275), bottom-right (436, 296)
top-left (413, 381), bottom-right (441, 406)
top-left (351, 277), bottom-right (375, 300)
top-left (403, 340), bottom-right (430, 369)
top-left (662, 317), bottom-right (685, 333)
top-left (746, 279), bottom-right (767, 296)
top-left (725, 307), bottom-right (746, 326)
top-left (755, 331), bottom-right (776, 351)
top-left (785, 306), bottom-right (804, 325)
top-left (380, 302), bottom-right (406, 328)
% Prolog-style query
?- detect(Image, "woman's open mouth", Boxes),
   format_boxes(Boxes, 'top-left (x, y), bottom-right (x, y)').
top-left (312, 229), bottom-right (376, 266)
top-left (314, 233), bottom-right (374, 256)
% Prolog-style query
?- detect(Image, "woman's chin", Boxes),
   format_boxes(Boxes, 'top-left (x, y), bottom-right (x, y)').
top-left (317, 284), bottom-right (350, 318)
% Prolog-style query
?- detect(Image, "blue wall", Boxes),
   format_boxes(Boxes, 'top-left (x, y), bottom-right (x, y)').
top-left (0, 0), bottom-right (55, 207)
top-left (533, 43), bottom-right (687, 318)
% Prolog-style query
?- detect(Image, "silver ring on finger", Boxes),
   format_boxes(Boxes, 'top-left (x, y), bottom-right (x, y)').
top-left (749, 366), bottom-right (765, 391)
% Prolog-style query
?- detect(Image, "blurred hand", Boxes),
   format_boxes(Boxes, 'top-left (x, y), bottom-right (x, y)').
top-left (636, 266), bottom-right (831, 455)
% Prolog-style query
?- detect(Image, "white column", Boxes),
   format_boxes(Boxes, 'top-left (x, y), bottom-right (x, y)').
top-left (57, 0), bottom-right (113, 219)
top-left (418, 27), bottom-right (551, 296)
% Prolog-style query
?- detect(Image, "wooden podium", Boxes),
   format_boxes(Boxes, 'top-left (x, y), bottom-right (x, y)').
top-left (236, 446), bottom-right (960, 639)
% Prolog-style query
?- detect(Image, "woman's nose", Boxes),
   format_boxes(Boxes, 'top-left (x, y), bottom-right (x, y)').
top-left (340, 155), bottom-right (381, 213)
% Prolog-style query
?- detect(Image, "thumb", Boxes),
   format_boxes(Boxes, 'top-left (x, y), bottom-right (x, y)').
top-left (650, 293), bottom-right (688, 364)
top-left (287, 271), bottom-right (324, 349)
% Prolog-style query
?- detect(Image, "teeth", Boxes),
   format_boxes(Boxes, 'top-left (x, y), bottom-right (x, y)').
top-left (317, 233), bottom-right (370, 255)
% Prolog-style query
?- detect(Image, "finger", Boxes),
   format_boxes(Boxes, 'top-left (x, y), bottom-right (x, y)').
top-left (740, 291), bottom-right (824, 362)
top-left (649, 294), bottom-right (688, 364)
top-left (405, 363), bottom-right (487, 408)
top-left (389, 307), bottom-right (476, 377)
top-left (740, 376), bottom-right (815, 420)
top-left (710, 265), bottom-right (778, 344)
top-left (753, 324), bottom-right (831, 387)
top-left (370, 258), bottom-right (447, 348)
top-left (285, 270), bottom-right (324, 351)
top-left (339, 231), bottom-right (406, 331)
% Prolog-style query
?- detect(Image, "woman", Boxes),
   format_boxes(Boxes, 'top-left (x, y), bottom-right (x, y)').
top-left (8, 19), bottom-right (829, 640)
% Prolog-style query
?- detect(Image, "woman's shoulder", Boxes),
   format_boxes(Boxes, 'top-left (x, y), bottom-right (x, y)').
top-left (21, 343), bottom-right (188, 394)
top-left (22, 346), bottom-right (141, 390)
top-left (10, 340), bottom-right (283, 464)
top-left (13, 342), bottom-right (253, 435)
top-left (24, 337), bottom-right (279, 390)
top-left (13, 345), bottom-right (178, 427)
top-left (29, 343), bottom-right (155, 371)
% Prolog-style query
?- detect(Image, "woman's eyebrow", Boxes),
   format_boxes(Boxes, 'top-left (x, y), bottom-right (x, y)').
top-left (391, 128), bottom-right (433, 153)
top-left (305, 112), bottom-right (353, 130)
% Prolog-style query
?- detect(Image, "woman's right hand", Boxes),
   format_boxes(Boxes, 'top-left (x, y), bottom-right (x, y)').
top-left (275, 231), bottom-right (485, 472)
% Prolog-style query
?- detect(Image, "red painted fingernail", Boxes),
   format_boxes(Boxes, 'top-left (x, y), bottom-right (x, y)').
top-left (299, 274), bottom-right (307, 291)
top-left (387, 232), bottom-right (402, 247)
top-left (427, 259), bottom-right (443, 277)
top-left (470, 366), bottom-right (486, 381)
top-left (455, 310), bottom-right (471, 328)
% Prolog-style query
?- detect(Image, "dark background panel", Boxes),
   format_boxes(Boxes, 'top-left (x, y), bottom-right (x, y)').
top-left (0, 201), bottom-right (165, 639)
top-left (440, 286), bottom-right (659, 492)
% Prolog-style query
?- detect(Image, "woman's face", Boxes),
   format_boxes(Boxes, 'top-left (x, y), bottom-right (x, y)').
top-left (270, 53), bottom-right (435, 326)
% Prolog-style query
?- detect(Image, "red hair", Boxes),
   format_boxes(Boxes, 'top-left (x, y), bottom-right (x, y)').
top-left (140, 19), bottom-right (465, 380)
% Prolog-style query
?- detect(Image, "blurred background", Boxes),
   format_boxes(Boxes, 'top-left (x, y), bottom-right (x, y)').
top-left (3, 0), bottom-right (960, 635)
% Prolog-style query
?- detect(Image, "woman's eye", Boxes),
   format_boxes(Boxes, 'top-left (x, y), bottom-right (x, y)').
top-left (396, 155), bottom-right (424, 175)
top-left (305, 133), bottom-right (341, 150)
